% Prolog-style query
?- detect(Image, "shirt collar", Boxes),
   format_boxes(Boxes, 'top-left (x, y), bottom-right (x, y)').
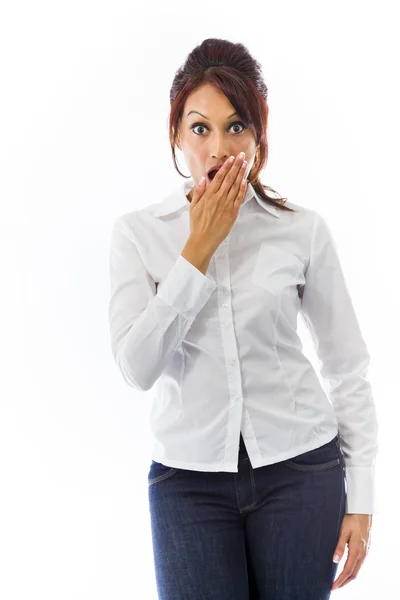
top-left (153, 177), bottom-right (280, 219)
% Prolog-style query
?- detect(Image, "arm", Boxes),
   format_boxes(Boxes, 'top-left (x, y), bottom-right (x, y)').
top-left (300, 210), bottom-right (379, 515)
top-left (108, 216), bottom-right (217, 391)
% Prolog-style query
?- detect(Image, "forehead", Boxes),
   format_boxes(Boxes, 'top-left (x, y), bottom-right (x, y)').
top-left (185, 83), bottom-right (233, 114)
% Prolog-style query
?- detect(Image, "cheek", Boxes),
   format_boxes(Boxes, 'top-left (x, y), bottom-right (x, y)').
top-left (184, 142), bottom-right (202, 156)
top-left (188, 150), bottom-right (207, 167)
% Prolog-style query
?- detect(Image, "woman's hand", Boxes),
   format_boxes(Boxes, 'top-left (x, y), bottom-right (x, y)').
top-left (189, 152), bottom-right (248, 248)
top-left (331, 514), bottom-right (373, 590)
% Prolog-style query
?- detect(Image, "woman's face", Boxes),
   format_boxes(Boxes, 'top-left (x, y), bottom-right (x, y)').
top-left (177, 83), bottom-right (258, 201)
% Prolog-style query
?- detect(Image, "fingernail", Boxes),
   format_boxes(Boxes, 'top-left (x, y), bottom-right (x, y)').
top-left (333, 554), bottom-right (340, 563)
top-left (198, 176), bottom-right (205, 185)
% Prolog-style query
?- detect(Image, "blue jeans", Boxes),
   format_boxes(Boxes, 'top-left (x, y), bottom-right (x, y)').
top-left (147, 432), bottom-right (346, 599)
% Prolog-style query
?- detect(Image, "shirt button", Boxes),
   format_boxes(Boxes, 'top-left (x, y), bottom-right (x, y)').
top-left (230, 360), bottom-right (236, 367)
top-left (234, 395), bottom-right (240, 402)
top-left (222, 304), bottom-right (228, 310)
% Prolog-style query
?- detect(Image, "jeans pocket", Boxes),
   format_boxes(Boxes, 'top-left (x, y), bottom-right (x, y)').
top-left (148, 460), bottom-right (179, 486)
top-left (284, 435), bottom-right (341, 471)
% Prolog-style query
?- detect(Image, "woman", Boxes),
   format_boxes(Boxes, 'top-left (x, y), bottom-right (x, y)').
top-left (108, 38), bottom-right (378, 599)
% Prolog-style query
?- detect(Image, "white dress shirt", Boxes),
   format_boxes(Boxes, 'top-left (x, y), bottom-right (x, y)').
top-left (108, 177), bottom-right (378, 515)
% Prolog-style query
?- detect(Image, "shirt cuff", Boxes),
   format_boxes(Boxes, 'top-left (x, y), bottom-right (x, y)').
top-left (157, 254), bottom-right (217, 321)
top-left (344, 465), bottom-right (377, 514)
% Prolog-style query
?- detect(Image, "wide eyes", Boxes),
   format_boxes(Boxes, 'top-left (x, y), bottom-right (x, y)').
top-left (190, 121), bottom-right (246, 136)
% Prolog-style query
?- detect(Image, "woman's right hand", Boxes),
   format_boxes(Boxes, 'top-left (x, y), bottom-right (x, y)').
top-left (188, 152), bottom-right (248, 248)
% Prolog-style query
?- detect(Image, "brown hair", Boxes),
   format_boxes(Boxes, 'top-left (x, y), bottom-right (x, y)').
top-left (168, 38), bottom-right (295, 214)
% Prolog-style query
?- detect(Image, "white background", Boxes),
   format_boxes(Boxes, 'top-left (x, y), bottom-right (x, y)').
top-left (1, 0), bottom-right (398, 598)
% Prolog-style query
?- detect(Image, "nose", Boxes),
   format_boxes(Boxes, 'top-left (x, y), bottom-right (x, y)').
top-left (208, 138), bottom-right (233, 162)
top-left (210, 149), bottom-right (231, 162)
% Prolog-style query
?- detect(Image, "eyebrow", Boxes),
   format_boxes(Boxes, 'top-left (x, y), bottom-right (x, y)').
top-left (187, 110), bottom-right (238, 120)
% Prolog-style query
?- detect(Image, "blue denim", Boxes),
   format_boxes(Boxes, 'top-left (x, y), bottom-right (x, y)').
top-left (147, 432), bottom-right (346, 599)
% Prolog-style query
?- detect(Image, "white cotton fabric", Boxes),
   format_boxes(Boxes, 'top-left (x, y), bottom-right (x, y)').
top-left (108, 177), bottom-right (378, 514)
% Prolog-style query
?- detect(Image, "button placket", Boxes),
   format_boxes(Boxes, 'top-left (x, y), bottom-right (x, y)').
top-left (213, 246), bottom-right (244, 428)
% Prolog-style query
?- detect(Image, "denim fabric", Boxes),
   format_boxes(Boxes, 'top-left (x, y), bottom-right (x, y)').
top-left (147, 433), bottom-right (346, 599)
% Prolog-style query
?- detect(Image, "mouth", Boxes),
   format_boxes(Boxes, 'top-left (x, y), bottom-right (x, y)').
top-left (207, 165), bottom-right (223, 182)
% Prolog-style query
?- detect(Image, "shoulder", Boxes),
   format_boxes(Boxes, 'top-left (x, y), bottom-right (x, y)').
top-left (111, 202), bottom-right (160, 240)
top-left (273, 197), bottom-right (317, 229)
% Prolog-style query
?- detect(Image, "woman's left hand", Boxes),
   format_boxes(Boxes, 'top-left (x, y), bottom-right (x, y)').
top-left (331, 514), bottom-right (373, 591)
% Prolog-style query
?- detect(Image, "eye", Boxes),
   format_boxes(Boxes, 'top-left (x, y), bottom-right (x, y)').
top-left (190, 121), bottom-right (246, 136)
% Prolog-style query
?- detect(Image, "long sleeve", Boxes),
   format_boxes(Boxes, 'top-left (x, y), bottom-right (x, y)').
top-left (108, 216), bottom-right (217, 391)
top-left (300, 210), bottom-right (379, 515)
